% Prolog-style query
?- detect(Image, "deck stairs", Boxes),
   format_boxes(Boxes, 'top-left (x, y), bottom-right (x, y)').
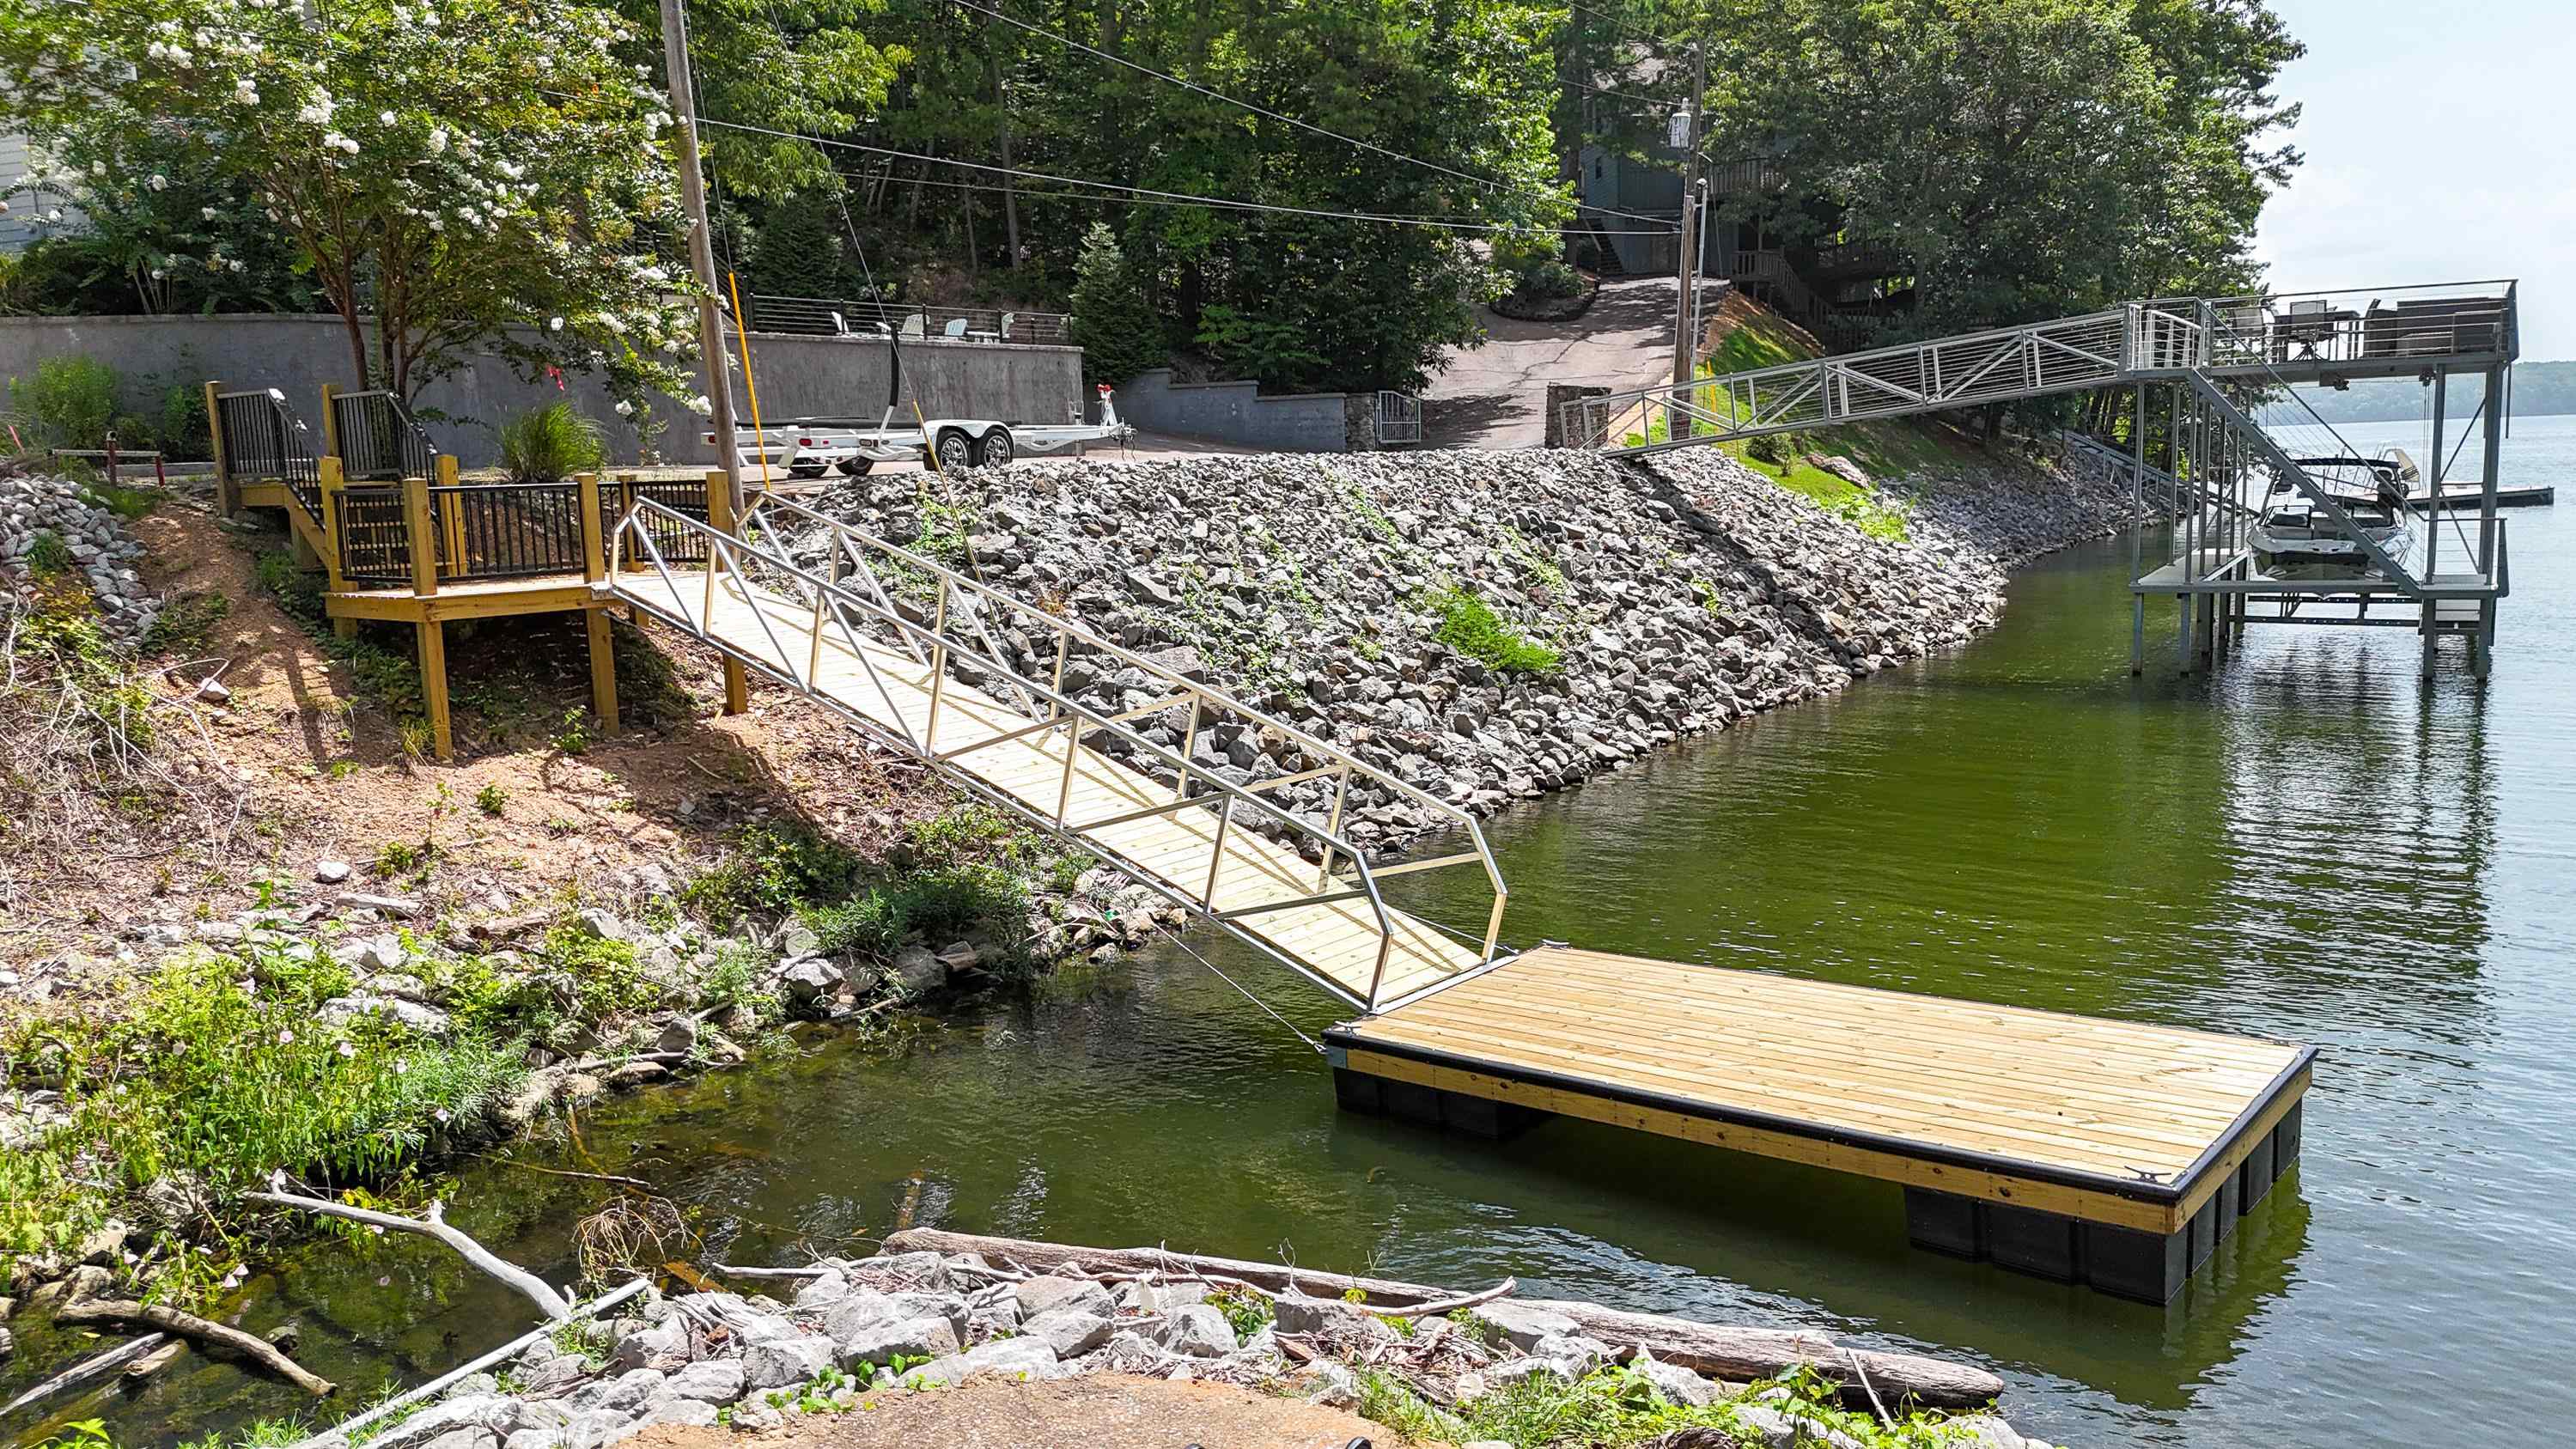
top-left (600, 492), bottom-right (1513, 1015)
top-left (1561, 283), bottom-right (2522, 603)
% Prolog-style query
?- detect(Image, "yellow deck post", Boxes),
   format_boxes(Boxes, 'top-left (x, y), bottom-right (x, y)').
top-left (406, 461), bottom-right (451, 759)
top-left (575, 472), bottom-right (620, 735)
top-left (417, 617), bottom-right (452, 761)
top-left (204, 381), bottom-right (234, 516)
top-left (320, 381), bottom-right (341, 462)
top-left (706, 469), bottom-right (747, 715)
top-left (318, 457), bottom-right (357, 639)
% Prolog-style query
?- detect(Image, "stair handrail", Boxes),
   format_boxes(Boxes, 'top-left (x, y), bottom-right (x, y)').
top-left (606, 496), bottom-right (1509, 1008)
top-left (2182, 373), bottom-right (2423, 590)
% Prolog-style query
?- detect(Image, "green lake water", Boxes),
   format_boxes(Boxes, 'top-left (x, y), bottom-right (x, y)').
top-left (20, 416), bottom-right (2576, 1448)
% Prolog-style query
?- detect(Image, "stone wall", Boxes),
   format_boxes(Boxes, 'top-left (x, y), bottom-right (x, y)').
top-left (0, 314), bottom-right (1084, 468)
top-left (1112, 368), bottom-right (1356, 453)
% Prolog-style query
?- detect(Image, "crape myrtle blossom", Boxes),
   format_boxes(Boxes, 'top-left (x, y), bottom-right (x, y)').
top-left (0, 0), bottom-right (702, 406)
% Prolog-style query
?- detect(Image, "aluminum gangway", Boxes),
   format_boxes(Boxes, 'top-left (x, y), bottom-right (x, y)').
top-left (1564, 280), bottom-right (2522, 669)
top-left (601, 491), bottom-right (1511, 1015)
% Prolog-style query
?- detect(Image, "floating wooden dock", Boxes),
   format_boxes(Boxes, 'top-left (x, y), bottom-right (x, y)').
top-left (1325, 947), bottom-right (2311, 1304)
top-left (606, 494), bottom-right (2316, 1306)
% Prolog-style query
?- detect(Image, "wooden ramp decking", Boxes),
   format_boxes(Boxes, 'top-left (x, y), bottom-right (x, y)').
top-left (1326, 947), bottom-right (2311, 1304)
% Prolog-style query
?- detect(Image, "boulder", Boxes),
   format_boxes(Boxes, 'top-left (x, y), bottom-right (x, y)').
top-left (1150, 1304), bottom-right (1239, 1359)
top-left (1269, 1293), bottom-right (1395, 1347)
top-left (898, 1336), bottom-right (1061, 1389)
top-left (740, 1332), bottom-right (835, 1390)
top-left (661, 1359), bottom-right (746, 1405)
top-left (1011, 1275), bottom-right (1114, 1321)
top-left (774, 956), bottom-right (843, 1008)
top-left (1476, 1300), bottom-right (1583, 1351)
top-left (1631, 1348), bottom-right (1717, 1407)
top-left (834, 1315), bottom-right (960, 1370)
top-left (1022, 1308), bottom-right (1114, 1358)
top-left (789, 1269), bottom-right (852, 1311)
top-left (367, 1396), bottom-right (521, 1449)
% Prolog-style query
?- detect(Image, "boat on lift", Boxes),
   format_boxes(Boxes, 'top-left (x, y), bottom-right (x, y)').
top-left (2249, 449), bottom-right (2417, 581)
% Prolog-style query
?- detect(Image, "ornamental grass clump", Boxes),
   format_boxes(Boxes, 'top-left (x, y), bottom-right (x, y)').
top-left (498, 401), bottom-right (606, 483)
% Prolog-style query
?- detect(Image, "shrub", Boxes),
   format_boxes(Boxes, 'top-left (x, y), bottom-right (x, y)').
top-left (13, 355), bottom-right (120, 449)
top-left (1513, 259), bottom-right (1585, 301)
top-left (23, 528), bottom-right (74, 577)
top-left (683, 819), bottom-right (868, 922)
top-left (161, 383), bottom-right (212, 458)
top-left (1429, 587), bottom-right (1561, 676)
top-left (497, 401), bottom-right (605, 484)
top-left (1745, 430), bottom-right (1790, 469)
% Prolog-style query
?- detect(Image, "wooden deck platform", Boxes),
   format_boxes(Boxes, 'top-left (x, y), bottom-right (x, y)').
top-left (671, 575), bottom-right (1483, 1004)
top-left (1325, 947), bottom-right (2311, 1303)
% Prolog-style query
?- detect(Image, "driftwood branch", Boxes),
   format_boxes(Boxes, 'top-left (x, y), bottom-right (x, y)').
top-left (0, 1332), bottom-right (170, 1422)
top-left (53, 1300), bottom-right (332, 1397)
top-left (882, 1227), bottom-right (2005, 1408)
top-left (1373, 1275), bottom-right (1516, 1319)
top-left (249, 1190), bottom-right (571, 1320)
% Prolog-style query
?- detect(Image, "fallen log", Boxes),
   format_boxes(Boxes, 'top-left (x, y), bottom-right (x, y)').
top-left (0, 1333), bottom-right (169, 1422)
top-left (52, 1300), bottom-right (332, 1397)
top-left (247, 1190), bottom-right (570, 1320)
top-left (880, 1227), bottom-right (2004, 1409)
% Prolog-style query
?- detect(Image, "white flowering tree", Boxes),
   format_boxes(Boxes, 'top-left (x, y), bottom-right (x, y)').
top-left (0, 0), bottom-right (703, 401)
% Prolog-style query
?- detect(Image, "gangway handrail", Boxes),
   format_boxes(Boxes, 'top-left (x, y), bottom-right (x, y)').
top-left (742, 491), bottom-right (1508, 876)
top-left (605, 496), bottom-right (1510, 1009)
top-left (2182, 374), bottom-right (2422, 590)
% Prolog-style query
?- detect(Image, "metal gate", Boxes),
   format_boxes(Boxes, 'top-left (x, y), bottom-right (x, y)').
top-left (1373, 390), bottom-right (1422, 447)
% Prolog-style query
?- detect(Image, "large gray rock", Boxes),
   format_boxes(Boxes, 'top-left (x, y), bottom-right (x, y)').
top-left (1022, 1307), bottom-right (1114, 1358)
top-left (1488, 1355), bottom-right (1576, 1388)
top-left (1734, 1404), bottom-right (1866, 1449)
top-left (1011, 1275), bottom-right (1114, 1321)
top-left (1631, 1348), bottom-right (1716, 1407)
top-left (790, 1268), bottom-right (852, 1311)
top-left (635, 1396), bottom-right (720, 1430)
top-left (568, 1368), bottom-right (663, 1415)
top-left (662, 1358), bottom-right (747, 1405)
top-left (740, 1332), bottom-right (836, 1390)
top-left (607, 1318), bottom-right (688, 1372)
top-left (898, 1336), bottom-right (1061, 1389)
top-left (1269, 1293), bottom-right (1395, 1347)
top-left (835, 1314), bottom-right (959, 1369)
top-left (1946, 1415), bottom-right (2035, 1449)
top-left (1475, 1300), bottom-right (1584, 1351)
top-left (1532, 1331), bottom-right (1613, 1377)
top-left (1151, 1303), bottom-right (1239, 1359)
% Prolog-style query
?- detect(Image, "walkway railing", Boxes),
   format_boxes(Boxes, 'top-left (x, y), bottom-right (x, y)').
top-left (338, 474), bottom-right (711, 589)
top-left (211, 387), bottom-right (323, 520)
top-left (327, 387), bottom-right (437, 483)
top-left (747, 295), bottom-right (1073, 344)
top-left (604, 490), bottom-right (1511, 1013)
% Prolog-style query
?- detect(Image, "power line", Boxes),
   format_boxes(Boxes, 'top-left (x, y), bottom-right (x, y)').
top-left (947, 0), bottom-right (1668, 229)
top-left (843, 167), bottom-right (1678, 234)
top-left (699, 116), bottom-right (1629, 236)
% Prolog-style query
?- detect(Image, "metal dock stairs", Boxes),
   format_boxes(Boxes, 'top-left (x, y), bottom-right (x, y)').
top-left (607, 459), bottom-right (2312, 1308)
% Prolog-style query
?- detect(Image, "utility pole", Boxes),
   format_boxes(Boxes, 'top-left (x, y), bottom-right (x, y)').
top-left (660, 0), bottom-right (743, 512)
top-left (1669, 41), bottom-right (1708, 400)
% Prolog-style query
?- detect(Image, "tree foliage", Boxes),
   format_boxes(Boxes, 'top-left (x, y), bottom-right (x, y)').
top-left (1699, 0), bottom-right (2303, 334)
top-left (1066, 223), bottom-right (1162, 387)
top-left (0, 0), bottom-right (703, 401)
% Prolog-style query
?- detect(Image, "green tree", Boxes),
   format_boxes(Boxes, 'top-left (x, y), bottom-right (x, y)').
top-left (0, 0), bottom-right (703, 402)
top-left (1067, 223), bottom-right (1163, 386)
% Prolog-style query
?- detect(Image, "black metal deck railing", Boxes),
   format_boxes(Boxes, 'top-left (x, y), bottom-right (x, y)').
top-left (334, 476), bottom-right (713, 589)
top-left (331, 389), bottom-right (438, 483)
top-left (216, 388), bottom-right (323, 519)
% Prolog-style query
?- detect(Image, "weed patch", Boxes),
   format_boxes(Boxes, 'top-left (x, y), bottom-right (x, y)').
top-left (1429, 587), bottom-right (1562, 676)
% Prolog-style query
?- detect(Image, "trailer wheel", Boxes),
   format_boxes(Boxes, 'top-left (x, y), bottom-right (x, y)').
top-left (980, 427), bottom-right (1015, 468)
top-left (836, 457), bottom-right (874, 477)
top-left (788, 463), bottom-right (826, 480)
top-left (935, 429), bottom-right (975, 472)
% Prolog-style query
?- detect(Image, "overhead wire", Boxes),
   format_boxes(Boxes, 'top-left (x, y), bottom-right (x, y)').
top-left (802, 167), bottom-right (1678, 234)
top-left (697, 116), bottom-right (1644, 235)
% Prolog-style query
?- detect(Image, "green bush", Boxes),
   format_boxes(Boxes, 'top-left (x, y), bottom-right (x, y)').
top-left (683, 819), bottom-right (869, 922)
top-left (161, 383), bottom-right (212, 458)
top-left (1513, 259), bottom-right (1585, 301)
top-left (14, 355), bottom-right (120, 449)
top-left (24, 528), bottom-right (74, 577)
top-left (1429, 587), bottom-right (1561, 676)
top-left (497, 401), bottom-right (605, 484)
top-left (1745, 430), bottom-right (1791, 469)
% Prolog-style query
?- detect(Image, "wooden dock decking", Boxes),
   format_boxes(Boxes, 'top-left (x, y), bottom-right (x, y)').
top-left (1327, 947), bottom-right (2311, 1303)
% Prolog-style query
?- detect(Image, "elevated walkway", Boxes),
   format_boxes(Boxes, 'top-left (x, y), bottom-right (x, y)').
top-left (604, 491), bottom-right (2314, 1301)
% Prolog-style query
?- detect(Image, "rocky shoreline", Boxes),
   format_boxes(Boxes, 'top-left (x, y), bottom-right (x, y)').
top-left (325, 1240), bottom-right (2050, 1449)
top-left (796, 439), bottom-right (2160, 849)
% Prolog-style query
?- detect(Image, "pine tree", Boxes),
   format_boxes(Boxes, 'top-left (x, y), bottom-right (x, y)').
top-left (1068, 224), bottom-right (1165, 387)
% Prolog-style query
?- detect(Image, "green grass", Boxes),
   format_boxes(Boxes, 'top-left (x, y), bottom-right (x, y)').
top-left (24, 528), bottom-right (74, 577)
top-left (143, 591), bottom-right (232, 658)
top-left (0, 941), bottom-right (526, 1275)
top-left (1349, 1361), bottom-right (1984, 1449)
top-left (1429, 587), bottom-right (1562, 676)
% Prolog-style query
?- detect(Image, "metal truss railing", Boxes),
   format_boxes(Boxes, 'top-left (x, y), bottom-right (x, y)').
top-left (603, 492), bottom-right (1511, 1014)
top-left (1561, 281), bottom-right (2518, 459)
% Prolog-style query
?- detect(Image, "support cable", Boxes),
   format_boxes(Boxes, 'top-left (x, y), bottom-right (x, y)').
top-left (1142, 913), bottom-right (1326, 1056)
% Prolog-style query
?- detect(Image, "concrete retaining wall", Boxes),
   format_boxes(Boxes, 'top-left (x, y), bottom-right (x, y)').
top-left (1114, 368), bottom-right (1363, 453)
top-left (0, 314), bottom-right (1085, 468)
